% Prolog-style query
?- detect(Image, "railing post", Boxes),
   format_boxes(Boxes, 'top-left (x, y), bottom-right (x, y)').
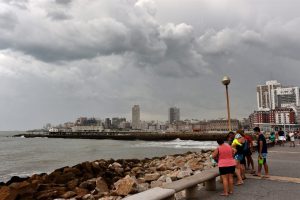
top-left (186, 185), bottom-right (199, 199)
top-left (205, 177), bottom-right (216, 191)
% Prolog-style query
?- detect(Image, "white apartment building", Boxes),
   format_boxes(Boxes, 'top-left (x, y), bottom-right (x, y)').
top-left (257, 80), bottom-right (281, 111)
top-left (257, 80), bottom-right (300, 110)
top-left (272, 87), bottom-right (300, 109)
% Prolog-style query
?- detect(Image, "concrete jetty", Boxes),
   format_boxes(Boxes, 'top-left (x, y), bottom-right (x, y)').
top-left (14, 131), bottom-right (227, 141)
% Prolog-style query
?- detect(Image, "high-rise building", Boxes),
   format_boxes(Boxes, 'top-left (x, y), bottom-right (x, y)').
top-left (257, 80), bottom-right (281, 110)
top-left (104, 118), bottom-right (111, 129)
top-left (132, 105), bottom-right (140, 129)
top-left (273, 87), bottom-right (300, 109)
top-left (257, 80), bottom-right (300, 110)
top-left (169, 107), bottom-right (180, 123)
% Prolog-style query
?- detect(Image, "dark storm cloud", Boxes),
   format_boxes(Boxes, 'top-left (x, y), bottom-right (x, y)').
top-left (47, 11), bottom-right (71, 21)
top-left (1, 0), bottom-right (300, 130)
top-left (0, 11), bottom-right (18, 31)
top-left (55, 0), bottom-right (72, 5)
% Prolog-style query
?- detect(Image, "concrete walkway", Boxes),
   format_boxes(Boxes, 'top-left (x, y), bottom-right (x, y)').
top-left (185, 143), bottom-right (300, 200)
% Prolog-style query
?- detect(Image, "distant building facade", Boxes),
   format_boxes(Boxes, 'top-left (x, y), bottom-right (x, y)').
top-left (257, 80), bottom-right (281, 111)
top-left (169, 107), bottom-right (180, 123)
top-left (132, 105), bottom-right (140, 129)
top-left (252, 80), bottom-right (300, 130)
top-left (206, 119), bottom-right (241, 132)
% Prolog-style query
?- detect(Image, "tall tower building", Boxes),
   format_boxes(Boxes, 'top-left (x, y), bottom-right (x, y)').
top-left (169, 107), bottom-right (180, 123)
top-left (132, 105), bottom-right (140, 129)
top-left (257, 80), bottom-right (281, 110)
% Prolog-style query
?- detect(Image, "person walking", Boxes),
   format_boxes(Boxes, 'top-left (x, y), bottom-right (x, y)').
top-left (231, 133), bottom-right (246, 184)
top-left (212, 138), bottom-right (236, 196)
top-left (253, 127), bottom-right (269, 178)
top-left (241, 132), bottom-right (255, 174)
top-left (289, 131), bottom-right (296, 147)
top-left (269, 132), bottom-right (276, 147)
top-left (278, 128), bottom-right (285, 146)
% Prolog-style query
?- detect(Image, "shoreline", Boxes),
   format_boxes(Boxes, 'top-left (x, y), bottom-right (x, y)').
top-left (0, 150), bottom-right (214, 200)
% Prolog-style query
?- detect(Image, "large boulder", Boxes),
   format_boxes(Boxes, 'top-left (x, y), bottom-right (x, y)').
top-left (113, 175), bottom-right (137, 196)
top-left (0, 186), bottom-right (17, 200)
top-left (174, 156), bottom-right (186, 167)
top-left (96, 177), bottom-right (109, 194)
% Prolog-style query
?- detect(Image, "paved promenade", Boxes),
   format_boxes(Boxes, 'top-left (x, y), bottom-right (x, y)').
top-left (185, 143), bottom-right (300, 200)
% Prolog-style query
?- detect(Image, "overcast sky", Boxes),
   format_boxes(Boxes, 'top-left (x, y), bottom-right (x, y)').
top-left (1, 0), bottom-right (300, 130)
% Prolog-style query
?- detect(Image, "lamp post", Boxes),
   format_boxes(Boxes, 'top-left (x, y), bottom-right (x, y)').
top-left (222, 76), bottom-right (231, 131)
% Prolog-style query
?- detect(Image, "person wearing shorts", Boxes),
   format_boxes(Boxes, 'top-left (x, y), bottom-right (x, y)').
top-left (289, 131), bottom-right (296, 147)
top-left (254, 127), bottom-right (269, 178)
top-left (232, 133), bottom-right (246, 185)
top-left (278, 128), bottom-right (286, 146)
top-left (212, 138), bottom-right (236, 196)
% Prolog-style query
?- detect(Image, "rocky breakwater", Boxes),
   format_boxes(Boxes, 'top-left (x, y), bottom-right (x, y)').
top-left (0, 150), bottom-right (214, 200)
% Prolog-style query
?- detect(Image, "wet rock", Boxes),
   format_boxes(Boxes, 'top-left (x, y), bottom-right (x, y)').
top-left (63, 167), bottom-right (81, 176)
top-left (0, 186), bottom-right (17, 200)
top-left (95, 177), bottom-right (109, 194)
top-left (67, 179), bottom-right (79, 190)
top-left (35, 189), bottom-right (59, 200)
top-left (9, 181), bottom-right (34, 197)
top-left (6, 176), bottom-right (29, 186)
top-left (82, 162), bottom-right (94, 174)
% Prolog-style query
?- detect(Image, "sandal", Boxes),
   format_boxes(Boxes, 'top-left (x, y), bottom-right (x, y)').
top-left (235, 182), bottom-right (244, 186)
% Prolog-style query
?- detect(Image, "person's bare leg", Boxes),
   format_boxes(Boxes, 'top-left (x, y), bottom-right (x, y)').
top-left (221, 174), bottom-right (229, 196)
top-left (257, 160), bottom-right (262, 176)
top-left (250, 156), bottom-right (255, 171)
top-left (263, 162), bottom-right (269, 177)
top-left (228, 174), bottom-right (234, 194)
top-left (235, 162), bottom-right (243, 184)
top-left (241, 164), bottom-right (246, 179)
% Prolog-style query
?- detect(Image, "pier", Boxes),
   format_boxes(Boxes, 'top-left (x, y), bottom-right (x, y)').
top-left (14, 131), bottom-right (226, 141)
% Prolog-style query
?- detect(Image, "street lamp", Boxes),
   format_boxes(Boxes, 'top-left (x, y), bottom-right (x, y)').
top-left (222, 76), bottom-right (231, 131)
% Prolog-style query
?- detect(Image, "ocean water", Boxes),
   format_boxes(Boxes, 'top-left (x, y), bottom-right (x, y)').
top-left (0, 131), bottom-right (217, 183)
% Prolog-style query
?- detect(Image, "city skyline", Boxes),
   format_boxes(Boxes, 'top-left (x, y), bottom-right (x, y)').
top-left (1, 0), bottom-right (300, 130)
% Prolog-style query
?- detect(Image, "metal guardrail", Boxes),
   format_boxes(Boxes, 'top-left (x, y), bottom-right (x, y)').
top-left (123, 168), bottom-right (219, 200)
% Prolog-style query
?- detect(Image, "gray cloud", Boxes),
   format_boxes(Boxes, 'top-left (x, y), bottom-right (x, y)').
top-left (47, 11), bottom-right (71, 21)
top-left (55, 0), bottom-right (72, 5)
top-left (0, 11), bottom-right (18, 31)
top-left (0, 0), bottom-right (300, 130)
